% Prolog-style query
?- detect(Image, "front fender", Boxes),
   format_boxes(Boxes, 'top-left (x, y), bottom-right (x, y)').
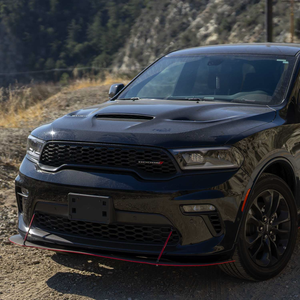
top-left (232, 126), bottom-right (300, 247)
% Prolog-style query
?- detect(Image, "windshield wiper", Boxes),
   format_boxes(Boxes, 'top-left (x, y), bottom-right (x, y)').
top-left (166, 97), bottom-right (205, 101)
top-left (118, 97), bottom-right (140, 100)
top-left (185, 98), bottom-right (202, 101)
top-left (232, 98), bottom-right (258, 103)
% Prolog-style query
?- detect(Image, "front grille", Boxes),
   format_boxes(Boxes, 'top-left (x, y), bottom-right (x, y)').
top-left (40, 143), bottom-right (177, 178)
top-left (34, 213), bottom-right (180, 245)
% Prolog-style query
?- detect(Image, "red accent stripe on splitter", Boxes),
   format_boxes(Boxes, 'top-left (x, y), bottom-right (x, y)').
top-left (23, 213), bottom-right (35, 245)
top-left (157, 229), bottom-right (173, 263)
top-left (9, 237), bottom-right (235, 267)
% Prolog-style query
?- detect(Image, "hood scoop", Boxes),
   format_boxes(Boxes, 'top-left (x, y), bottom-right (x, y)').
top-left (95, 114), bottom-right (154, 122)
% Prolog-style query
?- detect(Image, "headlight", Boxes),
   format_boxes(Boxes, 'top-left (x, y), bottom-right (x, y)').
top-left (171, 147), bottom-right (244, 170)
top-left (26, 135), bottom-right (45, 164)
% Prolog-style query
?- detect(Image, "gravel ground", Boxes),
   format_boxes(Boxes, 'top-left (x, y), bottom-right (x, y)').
top-left (1, 86), bottom-right (300, 299)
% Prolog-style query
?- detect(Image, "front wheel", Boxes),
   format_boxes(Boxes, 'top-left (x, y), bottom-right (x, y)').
top-left (220, 173), bottom-right (297, 281)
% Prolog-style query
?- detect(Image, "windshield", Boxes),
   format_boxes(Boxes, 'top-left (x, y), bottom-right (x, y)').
top-left (118, 55), bottom-right (295, 105)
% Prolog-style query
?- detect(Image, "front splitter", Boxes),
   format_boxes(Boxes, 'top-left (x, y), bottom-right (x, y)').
top-left (10, 234), bottom-right (234, 267)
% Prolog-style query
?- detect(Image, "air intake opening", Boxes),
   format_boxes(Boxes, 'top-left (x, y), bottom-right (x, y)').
top-left (208, 214), bottom-right (222, 234)
top-left (34, 213), bottom-right (180, 245)
top-left (95, 114), bottom-right (154, 121)
top-left (16, 187), bottom-right (23, 213)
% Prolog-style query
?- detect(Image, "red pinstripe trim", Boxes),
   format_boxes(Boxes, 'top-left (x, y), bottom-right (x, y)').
top-left (9, 237), bottom-right (235, 267)
top-left (157, 229), bottom-right (173, 263)
top-left (23, 213), bottom-right (35, 245)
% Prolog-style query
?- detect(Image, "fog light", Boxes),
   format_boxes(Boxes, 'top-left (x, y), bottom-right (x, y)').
top-left (182, 204), bottom-right (216, 213)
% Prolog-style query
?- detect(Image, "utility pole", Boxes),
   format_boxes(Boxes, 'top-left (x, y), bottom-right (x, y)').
top-left (291, 0), bottom-right (294, 42)
top-left (266, 0), bottom-right (273, 42)
top-left (283, 0), bottom-right (300, 43)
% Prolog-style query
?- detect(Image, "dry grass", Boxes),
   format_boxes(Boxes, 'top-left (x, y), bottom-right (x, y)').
top-left (67, 74), bottom-right (128, 91)
top-left (0, 102), bottom-right (44, 128)
top-left (0, 75), bottom-right (128, 128)
top-left (0, 154), bottom-right (20, 169)
top-left (0, 83), bottom-right (59, 128)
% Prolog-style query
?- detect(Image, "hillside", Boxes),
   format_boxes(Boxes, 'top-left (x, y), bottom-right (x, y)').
top-left (0, 0), bottom-right (146, 85)
top-left (0, 0), bottom-right (297, 84)
top-left (114, 0), bottom-right (293, 70)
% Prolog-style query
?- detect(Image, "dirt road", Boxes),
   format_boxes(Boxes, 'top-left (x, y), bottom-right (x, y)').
top-left (1, 86), bottom-right (300, 299)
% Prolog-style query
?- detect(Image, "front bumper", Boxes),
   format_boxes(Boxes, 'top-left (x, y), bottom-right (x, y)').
top-left (10, 234), bottom-right (235, 266)
top-left (12, 157), bottom-right (251, 264)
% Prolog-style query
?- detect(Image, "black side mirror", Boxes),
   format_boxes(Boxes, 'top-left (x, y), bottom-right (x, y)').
top-left (109, 83), bottom-right (125, 98)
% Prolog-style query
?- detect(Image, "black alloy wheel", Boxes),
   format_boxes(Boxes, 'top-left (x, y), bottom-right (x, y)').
top-left (245, 189), bottom-right (291, 268)
top-left (219, 173), bottom-right (297, 281)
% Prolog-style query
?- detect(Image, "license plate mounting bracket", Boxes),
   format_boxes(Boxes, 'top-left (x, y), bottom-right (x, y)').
top-left (68, 193), bottom-right (114, 224)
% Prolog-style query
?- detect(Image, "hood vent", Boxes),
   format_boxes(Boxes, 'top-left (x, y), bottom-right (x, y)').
top-left (95, 114), bottom-right (154, 121)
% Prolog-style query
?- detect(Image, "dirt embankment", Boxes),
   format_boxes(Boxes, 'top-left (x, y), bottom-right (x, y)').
top-left (1, 86), bottom-right (300, 299)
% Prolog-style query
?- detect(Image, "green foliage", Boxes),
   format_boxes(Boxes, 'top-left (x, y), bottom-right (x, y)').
top-left (217, 19), bottom-right (232, 35)
top-left (0, 0), bottom-right (146, 73)
top-left (59, 72), bottom-right (70, 85)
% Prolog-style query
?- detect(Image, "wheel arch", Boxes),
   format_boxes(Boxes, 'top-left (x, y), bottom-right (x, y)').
top-left (234, 157), bottom-right (298, 247)
top-left (260, 159), bottom-right (297, 200)
top-left (248, 157), bottom-right (298, 205)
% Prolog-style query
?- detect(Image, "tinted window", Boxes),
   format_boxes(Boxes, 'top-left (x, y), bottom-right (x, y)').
top-left (118, 55), bottom-right (295, 105)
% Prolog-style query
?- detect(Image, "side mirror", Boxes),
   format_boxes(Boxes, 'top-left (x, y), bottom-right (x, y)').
top-left (109, 83), bottom-right (125, 98)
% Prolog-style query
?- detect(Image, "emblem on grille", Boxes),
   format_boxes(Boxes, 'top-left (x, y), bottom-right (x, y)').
top-left (138, 161), bottom-right (164, 165)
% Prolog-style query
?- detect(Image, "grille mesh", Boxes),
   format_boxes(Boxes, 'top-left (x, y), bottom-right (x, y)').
top-left (35, 213), bottom-right (180, 245)
top-left (40, 143), bottom-right (177, 177)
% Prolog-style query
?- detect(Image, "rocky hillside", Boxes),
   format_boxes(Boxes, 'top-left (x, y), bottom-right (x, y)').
top-left (0, 0), bottom-right (297, 82)
top-left (114, 0), bottom-right (294, 70)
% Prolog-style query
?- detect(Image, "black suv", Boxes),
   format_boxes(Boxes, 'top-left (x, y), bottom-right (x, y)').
top-left (10, 44), bottom-right (300, 281)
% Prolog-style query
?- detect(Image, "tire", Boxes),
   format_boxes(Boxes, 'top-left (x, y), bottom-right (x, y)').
top-left (219, 173), bottom-right (298, 281)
